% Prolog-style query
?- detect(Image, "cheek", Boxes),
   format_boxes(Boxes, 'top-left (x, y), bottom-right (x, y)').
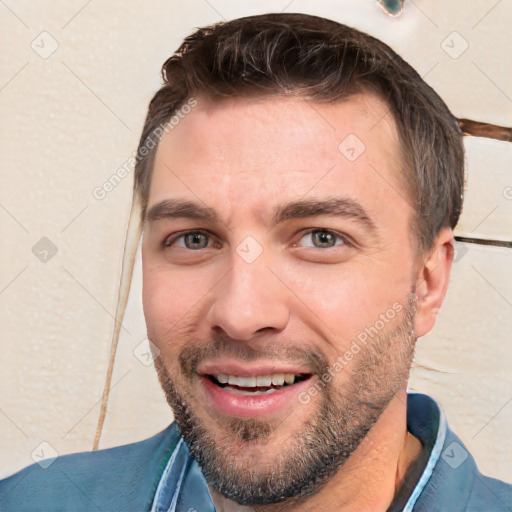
top-left (279, 258), bottom-right (410, 344)
top-left (142, 265), bottom-right (205, 344)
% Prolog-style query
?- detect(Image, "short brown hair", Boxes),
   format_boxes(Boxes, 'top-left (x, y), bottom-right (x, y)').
top-left (134, 13), bottom-right (464, 253)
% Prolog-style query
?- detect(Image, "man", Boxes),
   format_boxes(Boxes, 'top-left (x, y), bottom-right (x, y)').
top-left (1, 12), bottom-right (510, 512)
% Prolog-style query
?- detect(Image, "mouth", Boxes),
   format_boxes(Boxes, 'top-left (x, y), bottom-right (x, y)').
top-left (206, 372), bottom-right (311, 395)
top-left (197, 367), bottom-right (315, 417)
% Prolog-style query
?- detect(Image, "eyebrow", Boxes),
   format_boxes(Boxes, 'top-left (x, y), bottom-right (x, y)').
top-left (145, 199), bottom-right (220, 223)
top-left (271, 197), bottom-right (376, 232)
top-left (145, 197), bottom-right (376, 232)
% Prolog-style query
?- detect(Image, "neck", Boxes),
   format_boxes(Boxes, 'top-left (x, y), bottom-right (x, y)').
top-left (209, 390), bottom-right (422, 512)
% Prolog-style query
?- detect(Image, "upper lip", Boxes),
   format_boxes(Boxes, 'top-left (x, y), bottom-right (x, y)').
top-left (198, 360), bottom-right (313, 377)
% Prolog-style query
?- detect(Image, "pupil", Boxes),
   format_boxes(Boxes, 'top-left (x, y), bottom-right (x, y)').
top-left (186, 233), bottom-right (207, 249)
top-left (314, 231), bottom-right (334, 247)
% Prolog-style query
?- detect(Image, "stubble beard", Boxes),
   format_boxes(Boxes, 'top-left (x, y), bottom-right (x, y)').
top-left (153, 293), bottom-right (417, 507)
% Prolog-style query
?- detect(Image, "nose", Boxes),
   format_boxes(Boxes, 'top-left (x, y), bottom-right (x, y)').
top-left (206, 256), bottom-right (290, 341)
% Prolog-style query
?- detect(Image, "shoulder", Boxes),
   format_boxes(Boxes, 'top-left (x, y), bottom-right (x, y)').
top-left (419, 432), bottom-right (512, 511)
top-left (408, 393), bottom-right (512, 511)
top-left (467, 473), bottom-right (512, 511)
top-left (432, 427), bottom-right (512, 511)
top-left (0, 423), bottom-right (180, 512)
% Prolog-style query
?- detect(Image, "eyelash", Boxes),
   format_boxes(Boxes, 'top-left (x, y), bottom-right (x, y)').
top-left (163, 230), bottom-right (216, 248)
top-left (162, 229), bottom-right (351, 250)
top-left (295, 229), bottom-right (350, 248)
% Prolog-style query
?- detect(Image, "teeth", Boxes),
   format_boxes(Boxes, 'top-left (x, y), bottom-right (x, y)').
top-left (271, 374), bottom-right (285, 386)
top-left (236, 376), bottom-right (257, 387)
top-left (214, 373), bottom-right (299, 387)
top-left (256, 375), bottom-right (272, 386)
top-left (284, 374), bottom-right (296, 384)
top-left (225, 388), bottom-right (278, 396)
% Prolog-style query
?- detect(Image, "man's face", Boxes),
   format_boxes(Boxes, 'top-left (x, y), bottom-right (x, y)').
top-left (142, 94), bottom-right (419, 504)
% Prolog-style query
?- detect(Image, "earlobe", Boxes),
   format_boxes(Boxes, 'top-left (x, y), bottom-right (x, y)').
top-left (413, 228), bottom-right (454, 337)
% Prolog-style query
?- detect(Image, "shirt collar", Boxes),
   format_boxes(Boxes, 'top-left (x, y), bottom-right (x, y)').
top-left (402, 391), bottom-right (447, 511)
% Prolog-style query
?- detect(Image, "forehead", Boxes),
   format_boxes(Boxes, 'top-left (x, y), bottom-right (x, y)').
top-left (148, 93), bottom-right (407, 226)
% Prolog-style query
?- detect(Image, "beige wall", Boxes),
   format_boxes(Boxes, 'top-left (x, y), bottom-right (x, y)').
top-left (1, 0), bottom-right (510, 483)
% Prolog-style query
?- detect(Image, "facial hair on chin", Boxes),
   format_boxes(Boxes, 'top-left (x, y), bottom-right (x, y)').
top-left (153, 293), bottom-right (417, 506)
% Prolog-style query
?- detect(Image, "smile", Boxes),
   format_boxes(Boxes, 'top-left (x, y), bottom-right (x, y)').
top-left (208, 373), bottom-right (310, 395)
top-left (199, 370), bottom-right (315, 417)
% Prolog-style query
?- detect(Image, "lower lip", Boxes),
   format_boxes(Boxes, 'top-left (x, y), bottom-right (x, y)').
top-left (199, 375), bottom-right (314, 417)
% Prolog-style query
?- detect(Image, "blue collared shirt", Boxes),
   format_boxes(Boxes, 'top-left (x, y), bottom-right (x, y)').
top-left (1, 392), bottom-right (510, 511)
top-left (150, 392), bottom-right (512, 512)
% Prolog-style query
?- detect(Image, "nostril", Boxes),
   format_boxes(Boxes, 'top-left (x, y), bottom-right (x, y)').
top-left (255, 326), bottom-right (276, 334)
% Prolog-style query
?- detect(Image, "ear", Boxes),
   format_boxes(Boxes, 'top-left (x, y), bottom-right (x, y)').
top-left (413, 228), bottom-right (454, 337)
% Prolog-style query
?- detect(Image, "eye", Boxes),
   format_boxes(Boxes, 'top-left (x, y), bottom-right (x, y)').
top-left (297, 229), bottom-right (346, 249)
top-left (164, 230), bottom-right (213, 250)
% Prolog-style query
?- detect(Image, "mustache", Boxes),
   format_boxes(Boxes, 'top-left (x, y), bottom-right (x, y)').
top-left (178, 334), bottom-right (328, 379)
